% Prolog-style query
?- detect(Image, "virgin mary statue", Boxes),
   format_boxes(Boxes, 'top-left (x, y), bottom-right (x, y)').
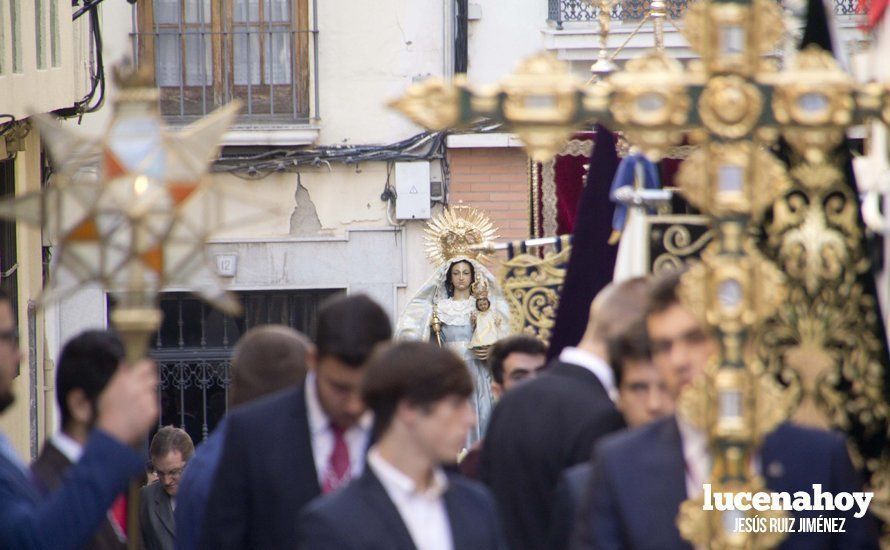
top-left (396, 206), bottom-right (512, 444)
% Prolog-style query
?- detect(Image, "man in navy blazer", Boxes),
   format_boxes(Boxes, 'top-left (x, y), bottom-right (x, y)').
top-left (299, 342), bottom-right (507, 549)
top-left (583, 417), bottom-right (878, 549)
top-left (577, 270), bottom-right (879, 549)
top-left (200, 294), bottom-right (392, 549)
top-left (0, 289), bottom-right (159, 549)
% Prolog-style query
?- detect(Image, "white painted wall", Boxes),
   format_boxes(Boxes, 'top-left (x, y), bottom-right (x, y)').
top-left (0, 1), bottom-right (79, 118)
top-left (315, 0), bottom-right (446, 144)
top-left (465, 0), bottom-right (550, 85)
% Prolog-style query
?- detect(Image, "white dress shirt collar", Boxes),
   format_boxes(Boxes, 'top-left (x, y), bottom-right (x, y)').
top-left (559, 346), bottom-right (618, 401)
top-left (367, 448), bottom-right (453, 550)
top-left (50, 431), bottom-right (84, 464)
top-left (367, 448), bottom-right (449, 499)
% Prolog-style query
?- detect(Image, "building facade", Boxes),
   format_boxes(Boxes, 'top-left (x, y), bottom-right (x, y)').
top-left (3, 0), bottom-right (870, 448)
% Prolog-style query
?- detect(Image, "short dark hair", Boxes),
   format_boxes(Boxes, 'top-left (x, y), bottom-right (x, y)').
top-left (362, 342), bottom-right (473, 437)
top-left (646, 268), bottom-right (685, 317)
top-left (230, 325), bottom-right (310, 407)
top-left (315, 294), bottom-right (392, 368)
top-left (607, 318), bottom-right (651, 386)
top-left (149, 426), bottom-right (195, 461)
top-left (56, 330), bottom-right (124, 430)
top-left (488, 335), bottom-right (547, 385)
top-left (0, 288), bottom-right (9, 302)
top-left (445, 260), bottom-right (475, 298)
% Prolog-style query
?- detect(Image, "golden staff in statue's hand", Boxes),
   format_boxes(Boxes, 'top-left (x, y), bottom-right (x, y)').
top-left (431, 303), bottom-right (444, 347)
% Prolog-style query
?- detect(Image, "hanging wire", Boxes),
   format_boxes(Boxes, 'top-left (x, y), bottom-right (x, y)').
top-left (54, 3), bottom-right (106, 119)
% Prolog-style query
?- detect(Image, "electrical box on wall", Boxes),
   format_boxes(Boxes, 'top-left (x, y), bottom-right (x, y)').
top-left (394, 161), bottom-right (431, 219)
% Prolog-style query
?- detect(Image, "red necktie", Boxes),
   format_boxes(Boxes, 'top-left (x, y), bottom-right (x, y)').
top-left (322, 425), bottom-right (351, 493)
top-left (111, 494), bottom-right (128, 537)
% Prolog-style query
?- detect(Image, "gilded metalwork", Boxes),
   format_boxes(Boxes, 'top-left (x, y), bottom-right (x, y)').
top-left (681, 0), bottom-right (783, 74)
top-left (677, 359), bottom-right (794, 443)
top-left (423, 205), bottom-right (499, 266)
top-left (677, 141), bottom-right (790, 220)
top-left (388, 78), bottom-right (463, 131)
top-left (677, 478), bottom-right (790, 550)
top-left (608, 52), bottom-right (692, 159)
top-left (679, 245), bottom-right (786, 338)
top-left (500, 237), bottom-right (572, 342)
top-left (767, 165), bottom-right (861, 295)
top-left (772, 46), bottom-right (856, 162)
top-left (756, 152), bottom-right (890, 527)
top-left (531, 159), bottom-right (543, 238)
top-left (868, 461), bottom-right (890, 534)
top-left (498, 54), bottom-right (586, 162)
top-left (646, 215), bottom-right (713, 273)
top-left (697, 76), bottom-right (765, 140)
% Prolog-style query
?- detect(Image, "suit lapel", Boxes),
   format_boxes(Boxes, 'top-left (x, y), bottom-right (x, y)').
top-left (443, 481), bottom-right (476, 549)
top-left (154, 485), bottom-right (176, 537)
top-left (359, 470), bottom-right (417, 550)
top-left (618, 417), bottom-right (689, 548)
top-left (655, 417), bottom-right (688, 511)
top-left (294, 386), bottom-right (323, 497)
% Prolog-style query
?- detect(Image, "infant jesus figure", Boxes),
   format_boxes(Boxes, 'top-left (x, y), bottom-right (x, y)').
top-left (469, 275), bottom-right (510, 360)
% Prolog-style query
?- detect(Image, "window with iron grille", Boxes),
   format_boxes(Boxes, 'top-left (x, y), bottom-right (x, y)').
top-left (133, 0), bottom-right (313, 123)
top-left (133, 289), bottom-right (342, 443)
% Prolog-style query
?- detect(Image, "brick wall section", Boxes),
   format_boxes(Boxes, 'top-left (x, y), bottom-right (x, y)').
top-left (448, 147), bottom-right (531, 241)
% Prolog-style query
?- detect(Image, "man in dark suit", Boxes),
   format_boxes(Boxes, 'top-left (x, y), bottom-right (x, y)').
top-left (141, 426), bottom-right (193, 550)
top-left (0, 289), bottom-right (159, 549)
top-left (549, 316), bottom-right (672, 549)
top-left (579, 270), bottom-right (879, 549)
top-left (31, 330), bottom-right (132, 550)
top-left (200, 294), bottom-right (392, 549)
top-left (299, 341), bottom-right (507, 549)
top-left (480, 277), bottom-right (650, 550)
top-left (174, 325), bottom-right (310, 550)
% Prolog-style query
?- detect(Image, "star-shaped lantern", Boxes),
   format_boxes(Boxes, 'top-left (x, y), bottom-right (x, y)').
top-left (4, 68), bottom-right (241, 304)
top-left (0, 66), bottom-right (243, 359)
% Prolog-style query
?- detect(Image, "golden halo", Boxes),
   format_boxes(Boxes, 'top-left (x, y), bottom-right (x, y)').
top-left (424, 205), bottom-right (499, 266)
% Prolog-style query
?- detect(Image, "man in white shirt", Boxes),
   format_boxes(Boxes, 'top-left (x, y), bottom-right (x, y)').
top-left (31, 330), bottom-right (131, 550)
top-left (298, 341), bottom-right (507, 550)
top-left (201, 294), bottom-right (392, 549)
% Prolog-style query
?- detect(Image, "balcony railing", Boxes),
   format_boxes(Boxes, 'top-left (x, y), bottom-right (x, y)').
top-left (549, 0), bottom-right (861, 27)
